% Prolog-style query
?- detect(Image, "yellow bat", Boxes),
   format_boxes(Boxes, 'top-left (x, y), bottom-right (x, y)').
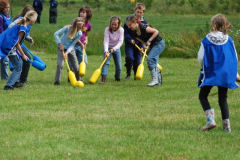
top-left (135, 44), bottom-right (163, 71)
top-left (62, 51), bottom-right (84, 87)
top-left (79, 48), bottom-right (86, 76)
top-left (136, 48), bottom-right (147, 80)
top-left (89, 52), bottom-right (111, 84)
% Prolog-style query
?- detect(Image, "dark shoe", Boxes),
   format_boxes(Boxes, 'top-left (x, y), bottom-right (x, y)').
top-left (115, 78), bottom-right (120, 81)
top-left (3, 85), bottom-right (14, 90)
top-left (99, 75), bottom-right (106, 84)
top-left (54, 81), bottom-right (60, 85)
top-left (20, 80), bottom-right (28, 84)
top-left (13, 82), bottom-right (24, 88)
top-left (134, 75), bottom-right (137, 80)
top-left (124, 75), bottom-right (130, 80)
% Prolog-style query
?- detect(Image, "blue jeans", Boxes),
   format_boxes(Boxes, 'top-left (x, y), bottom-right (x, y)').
top-left (147, 40), bottom-right (165, 71)
top-left (75, 44), bottom-right (88, 65)
top-left (124, 42), bottom-right (141, 75)
top-left (1, 57), bottom-right (9, 80)
top-left (7, 55), bottom-right (22, 86)
top-left (101, 49), bottom-right (122, 80)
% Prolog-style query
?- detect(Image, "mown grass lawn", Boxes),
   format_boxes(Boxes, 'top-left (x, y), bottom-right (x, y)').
top-left (1, 2), bottom-right (240, 159)
top-left (0, 53), bottom-right (240, 159)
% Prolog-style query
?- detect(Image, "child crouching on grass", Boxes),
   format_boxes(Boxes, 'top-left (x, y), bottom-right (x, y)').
top-left (54, 17), bottom-right (84, 85)
top-left (198, 14), bottom-right (238, 133)
top-left (100, 16), bottom-right (124, 83)
top-left (0, 10), bottom-right (37, 90)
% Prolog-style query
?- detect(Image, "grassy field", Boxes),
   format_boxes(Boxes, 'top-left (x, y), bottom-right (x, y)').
top-left (11, 2), bottom-right (240, 58)
top-left (0, 2), bottom-right (240, 160)
top-left (0, 53), bottom-right (240, 159)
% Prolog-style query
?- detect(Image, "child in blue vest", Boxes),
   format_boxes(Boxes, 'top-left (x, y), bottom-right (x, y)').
top-left (54, 17), bottom-right (84, 85)
top-left (0, 0), bottom-right (11, 80)
top-left (8, 5), bottom-right (35, 87)
top-left (198, 14), bottom-right (238, 132)
top-left (0, 10), bottom-right (38, 90)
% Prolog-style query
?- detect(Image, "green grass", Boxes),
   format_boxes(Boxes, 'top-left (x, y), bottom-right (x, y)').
top-left (10, 2), bottom-right (240, 58)
top-left (0, 53), bottom-right (240, 159)
top-left (1, 2), bottom-right (240, 159)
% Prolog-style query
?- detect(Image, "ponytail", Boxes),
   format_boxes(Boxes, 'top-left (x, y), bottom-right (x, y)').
top-left (16, 17), bottom-right (26, 25)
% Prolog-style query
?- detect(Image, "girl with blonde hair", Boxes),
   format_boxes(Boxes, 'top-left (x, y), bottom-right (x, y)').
top-left (54, 17), bottom-right (84, 85)
top-left (0, 10), bottom-right (38, 90)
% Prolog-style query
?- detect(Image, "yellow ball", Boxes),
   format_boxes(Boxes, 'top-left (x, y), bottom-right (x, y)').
top-left (75, 81), bottom-right (84, 87)
top-left (131, 0), bottom-right (135, 3)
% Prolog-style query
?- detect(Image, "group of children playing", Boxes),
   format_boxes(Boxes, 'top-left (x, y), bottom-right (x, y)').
top-left (0, 1), bottom-right (239, 133)
top-left (54, 3), bottom-right (164, 87)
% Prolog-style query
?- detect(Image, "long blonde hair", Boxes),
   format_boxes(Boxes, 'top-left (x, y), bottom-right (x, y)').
top-left (211, 14), bottom-right (232, 34)
top-left (16, 10), bottom-right (38, 26)
top-left (68, 17), bottom-right (85, 39)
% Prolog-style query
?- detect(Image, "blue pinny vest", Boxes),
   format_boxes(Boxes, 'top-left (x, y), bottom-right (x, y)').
top-left (0, 13), bottom-right (11, 31)
top-left (0, 24), bottom-right (27, 58)
top-left (198, 36), bottom-right (238, 89)
top-left (13, 17), bottom-right (31, 37)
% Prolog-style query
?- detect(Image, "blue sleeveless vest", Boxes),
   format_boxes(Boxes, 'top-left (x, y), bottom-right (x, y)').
top-left (0, 13), bottom-right (11, 31)
top-left (0, 24), bottom-right (27, 58)
top-left (13, 17), bottom-right (31, 37)
top-left (198, 36), bottom-right (238, 89)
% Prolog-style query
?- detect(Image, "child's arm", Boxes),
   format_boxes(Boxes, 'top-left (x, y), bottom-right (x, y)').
top-left (16, 31), bottom-right (28, 61)
top-left (54, 26), bottom-right (67, 45)
top-left (25, 35), bottom-right (34, 45)
top-left (103, 27), bottom-right (110, 53)
top-left (66, 31), bottom-right (82, 55)
top-left (84, 23), bottom-right (92, 47)
top-left (198, 43), bottom-right (204, 67)
top-left (145, 26), bottom-right (159, 47)
top-left (77, 40), bottom-right (85, 49)
top-left (54, 26), bottom-right (67, 52)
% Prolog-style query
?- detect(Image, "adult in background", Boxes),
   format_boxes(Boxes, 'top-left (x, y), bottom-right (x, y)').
top-left (33, 0), bottom-right (42, 24)
top-left (49, 0), bottom-right (58, 24)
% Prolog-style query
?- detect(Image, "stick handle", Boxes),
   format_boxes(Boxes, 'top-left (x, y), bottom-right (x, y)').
top-left (62, 51), bottom-right (71, 72)
top-left (99, 52), bottom-right (110, 69)
top-left (21, 44), bottom-right (34, 57)
top-left (135, 43), bottom-right (163, 70)
top-left (135, 44), bottom-right (143, 54)
top-left (141, 49), bottom-right (147, 64)
top-left (82, 48), bottom-right (85, 63)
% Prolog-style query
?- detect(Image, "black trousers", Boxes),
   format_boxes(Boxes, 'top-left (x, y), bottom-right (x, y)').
top-left (36, 12), bottom-right (41, 23)
top-left (199, 86), bottom-right (229, 119)
top-left (49, 8), bottom-right (57, 24)
top-left (20, 48), bottom-right (31, 83)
